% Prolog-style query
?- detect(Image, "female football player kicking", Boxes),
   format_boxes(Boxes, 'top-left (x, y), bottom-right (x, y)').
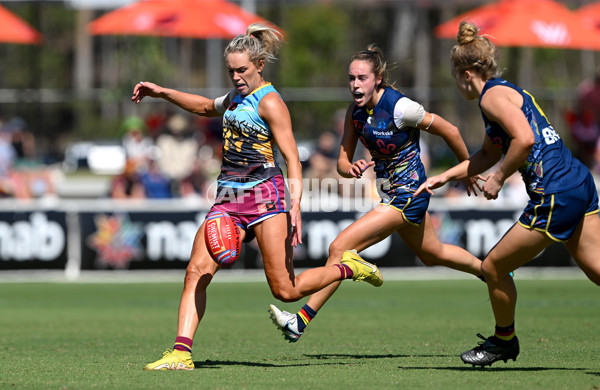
top-left (415, 21), bottom-right (600, 367)
top-left (269, 44), bottom-right (486, 344)
top-left (132, 23), bottom-right (383, 371)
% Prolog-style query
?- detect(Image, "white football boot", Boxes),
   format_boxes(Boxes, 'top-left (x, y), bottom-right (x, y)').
top-left (268, 304), bottom-right (303, 343)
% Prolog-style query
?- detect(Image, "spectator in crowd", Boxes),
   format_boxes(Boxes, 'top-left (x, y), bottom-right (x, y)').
top-left (155, 113), bottom-right (199, 196)
top-left (0, 116), bottom-right (55, 199)
top-left (121, 116), bottom-right (155, 171)
top-left (5, 117), bottom-right (36, 166)
top-left (178, 116), bottom-right (222, 200)
top-left (110, 159), bottom-right (145, 199)
top-left (305, 130), bottom-right (338, 182)
top-left (139, 158), bottom-right (173, 199)
top-left (0, 128), bottom-right (16, 176)
top-left (0, 128), bottom-right (16, 197)
top-left (567, 67), bottom-right (600, 167)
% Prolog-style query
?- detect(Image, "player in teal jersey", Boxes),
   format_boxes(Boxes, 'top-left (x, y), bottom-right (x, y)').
top-left (269, 44), bottom-right (488, 343)
top-left (132, 23), bottom-right (382, 371)
top-left (416, 21), bottom-right (600, 367)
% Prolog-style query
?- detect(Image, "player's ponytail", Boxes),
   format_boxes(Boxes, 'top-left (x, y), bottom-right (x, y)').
top-left (225, 23), bottom-right (283, 65)
top-left (450, 21), bottom-right (501, 80)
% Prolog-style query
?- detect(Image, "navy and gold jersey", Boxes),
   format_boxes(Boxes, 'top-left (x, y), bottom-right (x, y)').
top-left (480, 78), bottom-right (588, 196)
top-left (352, 87), bottom-right (428, 198)
top-left (218, 83), bottom-right (283, 189)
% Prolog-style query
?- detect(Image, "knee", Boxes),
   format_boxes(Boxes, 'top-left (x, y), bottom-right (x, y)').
top-left (418, 253), bottom-right (439, 267)
top-left (270, 284), bottom-right (301, 303)
top-left (184, 263), bottom-right (215, 290)
top-left (327, 240), bottom-right (347, 265)
top-left (481, 260), bottom-right (502, 283)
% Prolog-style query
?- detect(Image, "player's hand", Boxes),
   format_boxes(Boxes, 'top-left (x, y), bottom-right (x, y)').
top-left (461, 175), bottom-right (486, 196)
top-left (131, 81), bottom-right (163, 104)
top-left (289, 199), bottom-right (302, 247)
top-left (414, 175), bottom-right (446, 196)
top-left (482, 173), bottom-right (503, 200)
top-left (347, 160), bottom-right (374, 178)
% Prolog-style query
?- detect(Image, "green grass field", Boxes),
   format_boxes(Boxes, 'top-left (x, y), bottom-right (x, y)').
top-left (1, 277), bottom-right (599, 389)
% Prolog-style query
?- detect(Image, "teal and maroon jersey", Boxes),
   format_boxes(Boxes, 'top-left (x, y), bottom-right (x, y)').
top-left (218, 83), bottom-right (283, 190)
top-left (479, 78), bottom-right (588, 196)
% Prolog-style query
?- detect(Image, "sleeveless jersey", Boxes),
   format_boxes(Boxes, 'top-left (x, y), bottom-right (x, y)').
top-left (480, 78), bottom-right (588, 196)
top-left (218, 83), bottom-right (283, 189)
top-left (351, 87), bottom-right (427, 197)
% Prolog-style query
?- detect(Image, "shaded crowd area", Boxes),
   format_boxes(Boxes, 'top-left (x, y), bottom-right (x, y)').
top-left (1, 70), bottom-right (600, 202)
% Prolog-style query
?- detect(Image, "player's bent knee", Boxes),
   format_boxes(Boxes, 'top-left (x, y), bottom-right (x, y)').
top-left (480, 260), bottom-right (508, 282)
top-left (327, 241), bottom-right (347, 264)
top-left (270, 285), bottom-right (301, 302)
top-left (418, 254), bottom-right (439, 267)
top-left (184, 263), bottom-right (215, 289)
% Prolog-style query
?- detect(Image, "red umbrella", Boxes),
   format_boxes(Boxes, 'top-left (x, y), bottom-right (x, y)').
top-left (435, 0), bottom-right (600, 50)
top-left (0, 3), bottom-right (42, 44)
top-left (577, 1), bottom-right (600, 32)
top-left (89, 0), bottom-right (277, 39)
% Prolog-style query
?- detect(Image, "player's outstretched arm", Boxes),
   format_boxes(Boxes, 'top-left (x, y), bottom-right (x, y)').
top-left (131, 81), bottom-right (223, 117)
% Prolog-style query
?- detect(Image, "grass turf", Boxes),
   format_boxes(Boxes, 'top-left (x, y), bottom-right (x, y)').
top-left (0, 278), bottom-right (599, 389)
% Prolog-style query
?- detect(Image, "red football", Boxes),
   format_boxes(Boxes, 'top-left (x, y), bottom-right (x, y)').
top-left (204, 210), bottom-right (241, 267)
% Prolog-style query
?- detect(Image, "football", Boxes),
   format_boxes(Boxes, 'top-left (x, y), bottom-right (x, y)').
top-left (204, 210), bottom-right (241, 267)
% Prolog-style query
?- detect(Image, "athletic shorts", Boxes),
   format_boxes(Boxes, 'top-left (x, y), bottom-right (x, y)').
top-left (380, 192), bottom-right (430, 225)
top-left (209, 175), bottom-right (288, 242)
top-left (518, 171), bottom-right (599, 242)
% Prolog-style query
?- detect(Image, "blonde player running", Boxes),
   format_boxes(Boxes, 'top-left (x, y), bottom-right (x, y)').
top-left (133, 24), bottom-right (383, 371)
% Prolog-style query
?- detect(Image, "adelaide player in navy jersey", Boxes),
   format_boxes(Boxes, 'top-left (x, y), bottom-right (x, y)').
top-left (269, 44), bottom-right (487, 343)
top-left (132, 23), bottom-right (383, 371)
top-left (416, 21), bottom-right (600, 367)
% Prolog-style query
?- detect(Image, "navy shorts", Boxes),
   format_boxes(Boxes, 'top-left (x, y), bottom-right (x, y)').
top-left (380, 192), bottom-right (430, 225)
top-left (518, 172), bottom-right (599, 242)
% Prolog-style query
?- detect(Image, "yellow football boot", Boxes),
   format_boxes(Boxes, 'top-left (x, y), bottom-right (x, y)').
top-left (340, 249), bottom-right (383, 287)
top-left (143, 349), bottom-right (194, 371)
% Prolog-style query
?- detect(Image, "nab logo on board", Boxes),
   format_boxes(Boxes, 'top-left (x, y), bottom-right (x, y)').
top-left (0, 212), bottom-right (66, 262)
top-left (84, 211), bottom-right (207, 269)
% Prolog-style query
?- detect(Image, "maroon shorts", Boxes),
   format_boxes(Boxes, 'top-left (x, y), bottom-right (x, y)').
top-left (209, 175), bottom-right (288, 241)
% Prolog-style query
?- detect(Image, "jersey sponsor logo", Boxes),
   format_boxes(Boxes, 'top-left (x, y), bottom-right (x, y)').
top-left (237, 105), bottom-right (255, 113)
top-left (258, 202), bottom-right (279, 214)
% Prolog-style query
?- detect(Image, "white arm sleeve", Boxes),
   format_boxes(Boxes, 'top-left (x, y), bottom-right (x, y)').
top-left (393, 97), bottom-right (425, 129)
top-left (214, 90), bottom-right (236, 115)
